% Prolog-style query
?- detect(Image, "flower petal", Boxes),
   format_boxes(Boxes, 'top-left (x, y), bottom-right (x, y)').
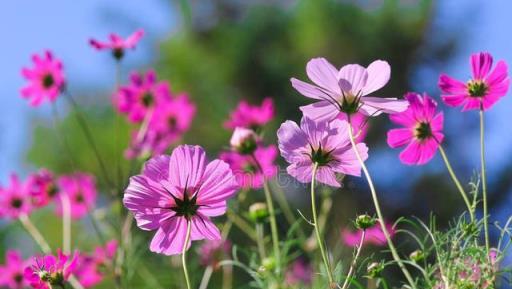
top-left (277, 120), bottom-right (309, 164)
top-left (337, 64), bottom-right (368, 94)
top-left (471, 52), bottom-right (493, 79)
top-left (306, 57), bottom-right (341, 95)
top-left (291, 78), bottom-right (333, 100)
top-left (359, 97), bottom-right (409, 116)
top-left (299, 101), bottom-right (339, 122)
top-left (169, 145), bottom-right (207, 189)
top-left (190, 215), bottom-right (221, 241)
top-left (150, 217), bottom-right (189, 255)
top-left (387, 128), bottom-right (413, 148)
top-left (197, 159), bottom-right (238, 205)
top-left (362, 60), bottom-right (390, 95)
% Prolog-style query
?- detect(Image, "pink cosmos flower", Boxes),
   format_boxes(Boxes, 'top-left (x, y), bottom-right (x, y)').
top-left (21, 51), bottom-right (65, 107)
top-left (24, 250), bottom-right (78, 289)
top-left (387, 92), bottom-right (444, 165)
top-left (342, 222), bottom-right (395, 247)
top-left (124, 129), bottom-right (174, 159)
top-left (219, 145), bottom-right (278, 189)
top-left (89, 29), bottom-right (144, 60)
top-left (27, 169), bottom-right (58, 208)
top-left (148, 93), bottom-right (196, 135)
top-left (0, 174), bottom-right (33, 218)
top-left (198, 239), bottom-right (231, 269)
top-left (439, 52), bottom-right (510, 111)
top-left (123, 145), bottom-right (239, 255)
top-left (114, 70), bottom-right (171, 123)
top-left (0, 250), bottom-right (29, 289)
top-left (285, 258), bottom-right (313, 286)
top-left (225, 98), bottom-right (275, 130)
top-left (291, 57), bottom-right (408, 122)
top-left (56, 174), bottom-right (97, 220)
top-left (75, 240), bottom-right (118, 288)
top-left (277, 117), bottom-right (368, 187)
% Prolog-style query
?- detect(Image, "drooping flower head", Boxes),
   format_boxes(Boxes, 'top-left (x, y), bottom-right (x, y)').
top-left (229, 127), bottom-right (259, 155)
top-left (439, 52), bottom-right (510, 111)
top-left (75, 240), bottom-right (118, 288)
top-left (198, 239), bottom-right (231, 270)
top-left (220, 145), bottom-right (278, 189)
top-left (56, 174), bottom-right (97, 220)
top-left (225, 98), bottom-right (275, 131)
top-left (291, 58), bottom-right (408, 122)
top-left (21, 51), bottom-right (65, 107)
top-left (89, 29), bottom-right (144, 60)
top-left (387, 92), bottom-right (444, 165)
top-left (124, 145), bottom-right (239, 255)
top-left (0, 174), bottom-right (33, 218)
top-left (0, 250), bottom-right (29, 289)
top-left (277, 117), bottom-right (368, 187)
top-left (114, 70), bottom-right (171, 123)
top-left (24, 250), bottom-right (78, 289)
top-left (285, 258), bottom-right (313, 286)
top-left (27, 169), bottom-right (59, 208)
top-left (342, 221), bottom-right (395, 247)
top-left (148, 93), bottom-right (196, 136)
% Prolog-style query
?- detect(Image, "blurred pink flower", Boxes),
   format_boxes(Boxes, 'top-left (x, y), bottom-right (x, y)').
top-left (338, 112), bottom-right (368, 142)
top-left (342, 221), bottom-right (394, 247)
top-left (277, 117), bottom-right (368, 187)
top-left (225, 98), bottom-right (275, 130)
top-left (123, 145), bottom-right (239, 255)
top-left (387, 92), bottom-right (444, 165)
top-left (114, 70), bottom-right (171, 123)
top-left (439, 52), bottom-right (510, 111)
top-left (89, 29), bottom-right (144, 60)
top-left (24, 250), bottom-right (78, 289)
top-left (20, 51), bottom-right (65, 107)
top-left (0, 174), bottom-right (33, 219)
top-left (27, 169), bottom-right (58, 208)
top-left (291, 57), bottom-right (408, 122)
top-left (0, 250), bottom-right (29, 289)
top-left (285, 258), bottom-right (313, 286)
top-left (219, 145), bottom-right (278, 189)
top-left (56, 174), bottom-right (97, 219)
top-left (75, 240), bottom-right (118, 288)
top-left (198, 239), bottom-right (231, 269)
top-left (124, 129), bottom-right (174, 159)
top-left (148, 93), bottom-right (196, 135)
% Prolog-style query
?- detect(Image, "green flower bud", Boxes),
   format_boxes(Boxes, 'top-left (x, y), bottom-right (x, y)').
top-left (355, 214), bottom-right (376, 230)
top-left (249, 203), bottom-right (269, 223)
top-left (367, 262), bottom-right (384, 279)
top-left (409, 250), bottom-right (425, 263)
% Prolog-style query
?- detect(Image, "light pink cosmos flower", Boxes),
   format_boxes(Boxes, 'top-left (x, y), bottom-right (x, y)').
top-left (387, 92), bottom-right (444, 165)
top-left (0, 174), bottom-right (33, 219)
top-left (123, 145), bottom-right (239, 255)
top-left (342, 221), bottom-right (395, 247)
top-left (24, 250), bottom-right (78, 289)
top-left (89, 29), bottom-right (144, 60)
top-left (56, 174), bottom-right (97, 220)
top-left (21, 51), bottom-right (65, 107)
top-left (219, 145), bottom-right (278, 189)
top-left (285, 258), bottom-right (313, 286)
top-left (0, 250), bottom-right (29, 289)
top-left (291, 57), bottom-right (408, 122)
top-left (75, 240), bottom-right (118, 288)
top-left (439, 52), bottom-right (510, 111)
top-left (198, 239), bottom-right (231, 269)
top-left (148, 93), bottom-right (196, 135)
top-left (277, 117), bottom-right (368, 187)
top-left (114, 70), bottom-right (171, 123)
top-left (225, 98), bottom-right (275, 130)
top-left (27, 169), bottom-right (58, 208)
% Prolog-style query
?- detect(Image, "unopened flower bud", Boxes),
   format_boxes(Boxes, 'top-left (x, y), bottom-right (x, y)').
top-left (409, 250), bottom-right (424, 263)
top-left (367, 262), bottom-right (384, 278)
top-left (355, 214), bottom-right (376, 230)
top-left (249, 203), bottom-right (269, 223)
top-left (230, 127), bottom-right (258, 154)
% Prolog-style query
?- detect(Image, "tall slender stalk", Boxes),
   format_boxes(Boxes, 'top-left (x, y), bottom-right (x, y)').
top-left (19, 214), bottom-right (51, 254)
top-left (479, 108), bottom-right (490, 254)
top-left (61, 194), bottom-right (72, 254)
top-left (347, 125), bottom-right (417, 289)
top-left (341, 230), bottom-right (366, 289)
top-left (182, 220), bottom-right (193, 289)
top-left (310, 162), bottom-right (335, 287)
top-left (438, 145), bottom-right (474, 222)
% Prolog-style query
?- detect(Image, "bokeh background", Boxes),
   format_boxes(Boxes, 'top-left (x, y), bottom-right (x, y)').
top-left (2, 0), bottom-right (512, 288)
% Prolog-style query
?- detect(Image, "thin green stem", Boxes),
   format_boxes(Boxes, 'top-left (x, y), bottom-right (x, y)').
top-left (438, 145), bottom-right (474, 222)
top-left (61, 194), bottom-right (72, 254)
top-left (256, 223), bottom-right (267, 260)
top-left (347, 125), bottom-right (417, 289)
top-left (311, 162), bottom-right (335, 287)
top-left (198, 266), bottom-right (214, 289)
top-left (19, 214), bottom-right (51, 254)
top-left (480, 108), bottom-right (490, 254)
top-left (262, 180), bottom-right (282, 275)
top-left (182, 220), bottom-right (192, 289)
top-left (341, 230), bottom-right (366, 289)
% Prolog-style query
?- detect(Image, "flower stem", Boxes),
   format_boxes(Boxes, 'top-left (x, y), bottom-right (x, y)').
top-left (19, 214), bottom-right (51, 254)
top-left (438, 145), bottom-right (474, 222)
top-left (61, 194), bottom-right (72, 254)
top-left (198, 266), bottom-right (214, 289)
top-left (311, 162), bottom-right (335, 287)
top-left (347, 125), bottom-right (417, 289)
top-left (262, 180), bottom-right (282, 275)
top-left (182, 220), bottom-right (192, 289)
top-left (341, 230), bottom-right (366, 289)
top-left (480, 108), bottom-right (490, 254)
top-left (256, 223), bottom-right (267, 260)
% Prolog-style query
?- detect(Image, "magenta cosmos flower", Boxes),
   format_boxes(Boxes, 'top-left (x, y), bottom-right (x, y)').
top-left (285, 258), bottom-right (313, 286)
top-left (89, 29), bottom-right (144, 60)
top-left (114, 70), bottom-right (171, 123)
top-left (24, 250), bottom-right (78, 289)
top-left (21, 51), bottom-right (65, 107)
top-left (342, 221), bottom-right (395, 247)
top-left (439, 52), bottom-right (510, 111)
top-left (27, 169), bottom-right (58, 208)
top-left (387, 92), bottom-right (444, 165)
top-left (0, 250), bottom-right (29, 289)
top-left (277, 117), bottom-right (368, 187)
top-left (124, 145), bottom-right (239, 255)
top-left (198, 239), bottom-right (231, 269)
top-left (56, 174), bottom-right (97, 219)
top-left (148, 93), bottom-right (196, 135)
top-left (219, 145), bottom-right (278, 189)
top-left (0, 174), bottom-right (33, 219)
top-left (75, 240), bottom-right (117, 288)
top-left (291, 57), bottom-right (408, 122)
top-left (225, 97), bottom-right (275, 130)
